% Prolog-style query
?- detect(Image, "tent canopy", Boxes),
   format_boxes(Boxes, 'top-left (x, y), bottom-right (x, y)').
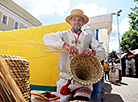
top-left (83, 13), bottom-right (114, 55)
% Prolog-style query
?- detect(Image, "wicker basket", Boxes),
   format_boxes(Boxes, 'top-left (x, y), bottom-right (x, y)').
top-left (0, 55), bottom-right (31, 102)
top-left (69, 54), bottom-right (104, 85)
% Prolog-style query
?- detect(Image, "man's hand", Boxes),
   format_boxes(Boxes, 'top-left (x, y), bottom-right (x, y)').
top-left (81, 48), bottom-right (92, 57)
top-left (65, 45), bottom-right (79, 55)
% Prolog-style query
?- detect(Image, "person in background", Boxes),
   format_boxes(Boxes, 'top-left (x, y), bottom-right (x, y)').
top-left (109, 58), bottom-right (116, 84)
top-left (43, 9), bottom-right (106, 101)
top-left (119, 61), bottom-right (122, 82)
top-left (115, 60), bottom-right (122, 82)
top-left (115, 60), bottom-right (119, 82)
top-left (129, 64), bottom-right (133, 76)
top-left (104, 60), bottom-right (110, 81)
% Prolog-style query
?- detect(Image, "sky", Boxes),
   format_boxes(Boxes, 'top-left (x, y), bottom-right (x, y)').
top-left (13, 0), bottom-right (137, 53)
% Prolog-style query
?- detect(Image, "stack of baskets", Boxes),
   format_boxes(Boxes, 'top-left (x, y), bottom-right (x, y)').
top-left (0, 55), bottom-right (31, 102)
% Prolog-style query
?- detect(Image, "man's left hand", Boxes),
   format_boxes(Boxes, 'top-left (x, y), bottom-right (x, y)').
top-left (81, 48), bottom-right (92, 57)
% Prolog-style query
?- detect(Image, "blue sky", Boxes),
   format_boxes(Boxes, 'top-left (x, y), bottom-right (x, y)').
top-left (13, 0), bottom-right (137, 53)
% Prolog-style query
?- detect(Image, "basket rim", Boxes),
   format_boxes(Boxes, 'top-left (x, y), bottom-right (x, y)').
top-left (69, 54), bottom-right (104, 85)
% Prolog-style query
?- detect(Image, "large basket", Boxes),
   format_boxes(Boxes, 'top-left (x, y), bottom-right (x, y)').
top-left (0, 55), bottom-right (31, 102)
top-left (69, 54), bottom-right (104, 85)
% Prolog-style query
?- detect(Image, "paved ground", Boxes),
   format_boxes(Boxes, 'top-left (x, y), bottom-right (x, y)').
top-left (104, 77), bottom-right (138, 102)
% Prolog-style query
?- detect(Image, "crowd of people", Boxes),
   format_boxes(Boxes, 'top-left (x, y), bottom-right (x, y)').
top-left (104, 58), bottom-right (122, 84)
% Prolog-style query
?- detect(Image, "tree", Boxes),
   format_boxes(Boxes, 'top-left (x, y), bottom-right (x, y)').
top-left (108, 51), bottom-right (116, 60)
top-left (120, 0), bottom-right (138, 53)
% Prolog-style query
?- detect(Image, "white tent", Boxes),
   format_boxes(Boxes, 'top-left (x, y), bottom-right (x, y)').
top-left (82, 13), bottom-right (114, 56)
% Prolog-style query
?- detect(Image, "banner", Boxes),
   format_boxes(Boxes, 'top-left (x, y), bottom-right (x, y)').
top-left (0, 22), bottom-right (71, 91)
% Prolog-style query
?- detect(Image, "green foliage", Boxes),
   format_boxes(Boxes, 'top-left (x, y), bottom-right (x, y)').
top-left (134, 0), bottom-right (138, 3)
top-left (120, 0), bottom-right (138, 53)
top-left (108, 51), bottom-right (116, 60)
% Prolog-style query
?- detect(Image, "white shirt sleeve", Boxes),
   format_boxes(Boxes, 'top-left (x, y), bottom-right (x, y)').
top-left (91, 37), bottom-right (106, 61)
top-left (43, 31), bottom-right (65, 52)
top-left (109, 63), bottom-right (112, 68)
top-left (117, 63), bottom-right (122, 70)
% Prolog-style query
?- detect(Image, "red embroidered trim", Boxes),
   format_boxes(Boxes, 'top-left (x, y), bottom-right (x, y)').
top-left (63, 42), bottom-right (67, 48)
top-left (71, 29), bottom-right (82, 35)
top-left (74, 35), bottom-right (80, 44)
top-left (71, 29), bottom-right (81, 44)
top-left (74, 87), bottom-right (92, 95)
top-left (92, 49), bottom-right (96, 56)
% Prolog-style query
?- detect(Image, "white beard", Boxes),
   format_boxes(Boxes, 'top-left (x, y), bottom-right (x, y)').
top-left (72, 24), bottom-right (81, 32)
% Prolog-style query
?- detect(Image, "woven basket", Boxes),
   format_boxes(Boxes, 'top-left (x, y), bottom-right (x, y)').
top-left (69, 54), bottom-right (104, 85)
top-left (0, 55), bottom-right (31, 102)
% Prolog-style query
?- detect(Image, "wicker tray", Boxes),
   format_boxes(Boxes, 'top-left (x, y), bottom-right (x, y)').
top-left (0, 55), bottom-right (31, 102)
top-left (69, 54), bottom-right (104, 85)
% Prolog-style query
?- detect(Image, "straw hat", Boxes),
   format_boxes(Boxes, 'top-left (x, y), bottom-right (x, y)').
top-left (69, 54), bottom-right (104, 85)
top-left (65, 9), bottom-right (89, 24)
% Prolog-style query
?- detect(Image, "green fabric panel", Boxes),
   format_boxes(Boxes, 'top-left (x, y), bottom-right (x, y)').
top-left (30, 85), bottom-right (57, 92)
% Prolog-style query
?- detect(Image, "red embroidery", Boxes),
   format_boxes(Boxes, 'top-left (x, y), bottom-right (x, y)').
top-left (63, 42), bottom-right (67, 48)
top-left (74, 87), bottom-right (92, 95)
top-left (71, 29), bottom-right (81, 44)
top-left (71, 29), bottom-right (82, 35)
top-left (92, 49), bottom-right (96, 56)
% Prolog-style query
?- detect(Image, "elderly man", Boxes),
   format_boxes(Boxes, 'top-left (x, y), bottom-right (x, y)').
top-left (43, 9), bottom-right (106, 101)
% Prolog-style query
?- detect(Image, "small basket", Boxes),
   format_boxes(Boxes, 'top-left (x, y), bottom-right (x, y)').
top-left (0, 55), bottom-right (31, 102)
top-left (69, 54), bottom-right (104, 85)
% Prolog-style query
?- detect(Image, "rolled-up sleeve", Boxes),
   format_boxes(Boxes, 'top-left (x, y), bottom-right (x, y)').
top-left (91, 37), bottom-right (106, 61)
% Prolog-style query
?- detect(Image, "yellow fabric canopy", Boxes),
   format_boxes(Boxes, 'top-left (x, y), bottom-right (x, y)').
top-left (0, 22), bottom-right (71, 88)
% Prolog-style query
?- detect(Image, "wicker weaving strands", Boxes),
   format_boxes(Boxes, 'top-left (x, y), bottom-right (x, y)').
top-left (0, 55), bottom-right (25, 102)
top-left (69, 54), bottom-right (104, 85)
top-left (0, 55), bottom-right (31, 102)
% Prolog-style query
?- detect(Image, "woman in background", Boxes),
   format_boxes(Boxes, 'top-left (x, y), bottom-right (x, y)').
top-left (109, 58), bottom-right (116, 84)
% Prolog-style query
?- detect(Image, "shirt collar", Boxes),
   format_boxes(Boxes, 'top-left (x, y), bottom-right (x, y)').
top-left (71, 29), bottom-right (82, 35)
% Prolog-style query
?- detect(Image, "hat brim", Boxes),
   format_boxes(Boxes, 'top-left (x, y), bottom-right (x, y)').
top-left (65, 14), bottom-right (89, 25)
